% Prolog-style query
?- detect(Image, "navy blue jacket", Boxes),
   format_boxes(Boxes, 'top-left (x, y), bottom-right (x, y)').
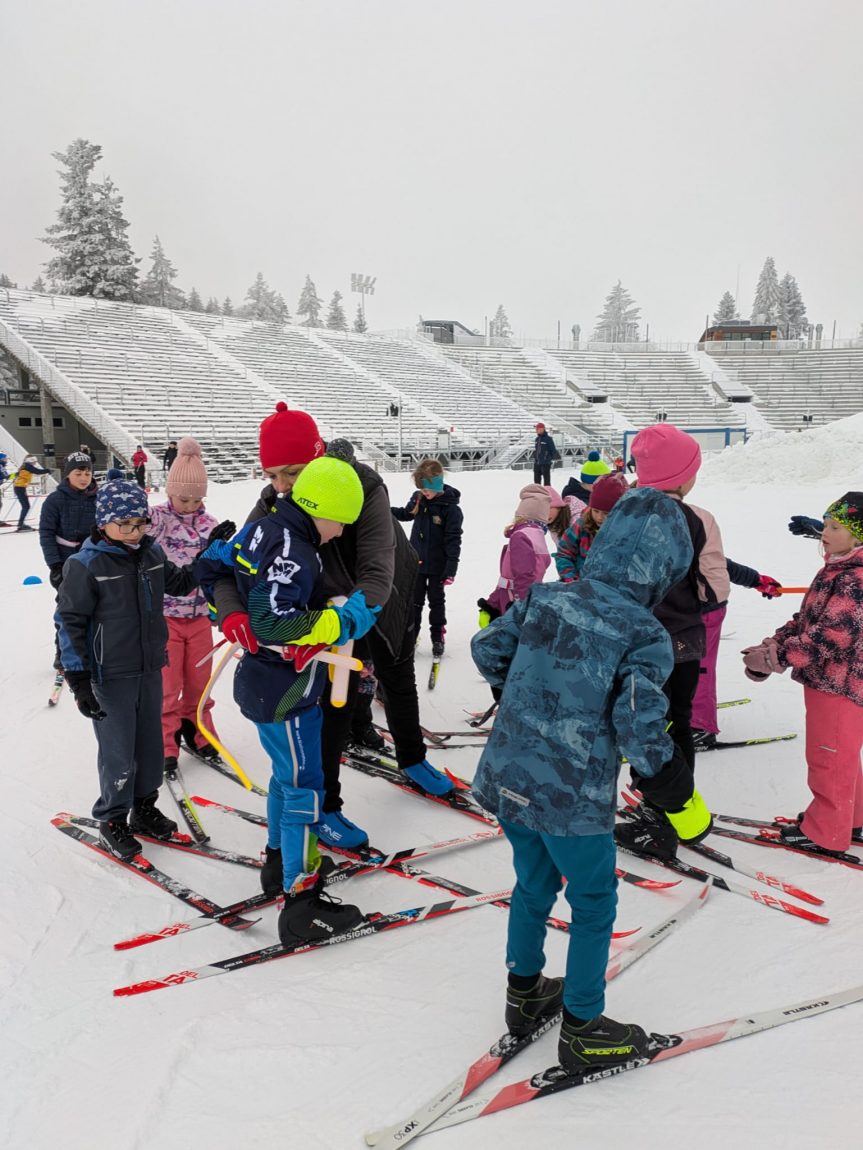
top-left (392, 485), bottom-right (463, 579)
top-left (533, 432), bottom-right (559, 468)
top-left (471, 488), bottom-right (694, 836)
top-left (198, 498), bottom-right (329, 724)
top-left (57, 533), bottom-right (197, 682)
top-left (702, 557), bottom-right (760, 616)
top-left (39, 479), bottom-right (98, 567)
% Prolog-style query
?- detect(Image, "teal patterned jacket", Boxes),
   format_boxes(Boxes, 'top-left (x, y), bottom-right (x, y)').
top-left (471, 487), bottom-right (694, 836)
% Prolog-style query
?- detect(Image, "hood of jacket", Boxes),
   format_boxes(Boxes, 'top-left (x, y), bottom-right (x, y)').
top-left (581, 487), bottom-right (693, 609)
top-left (504, 519), bottom-right (547, 540)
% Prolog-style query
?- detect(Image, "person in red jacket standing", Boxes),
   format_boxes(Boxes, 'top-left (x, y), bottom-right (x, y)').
top-left (132, 445), bottom-right (148, 489)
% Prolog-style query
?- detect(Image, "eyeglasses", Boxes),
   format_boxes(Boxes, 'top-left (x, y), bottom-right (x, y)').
top-left (115, 518), bottom-right (151, 535)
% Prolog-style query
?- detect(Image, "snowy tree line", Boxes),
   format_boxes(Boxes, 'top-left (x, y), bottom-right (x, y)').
top-left (6, 138), bottom-right (368, 333)
top-left (712, 257), bottom-right (810, 339)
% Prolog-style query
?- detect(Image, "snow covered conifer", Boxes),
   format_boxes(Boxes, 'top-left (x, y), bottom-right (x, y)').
top-left (222, 296), bottom-right (233, 316)
top-left (713, 291), bottom-right (738, 324)
top-left (352, 304), bottom-right (368, 333)
top-left (592, 280), bottom-right (640, 343)
top-left (31, 275), bottom-right (46, 293)
top-left (750, 256), bottom-right (781, 324)
top-left (490, 304), bottom-right (512, 339)
top-left (238, 273), bottom-right (289, 322)
top-left (186, 287), bottom-right (204, 312)
top-left (777, 273), bottom-right (808, 339)
top-left (0, 274), bottom-right (16, 288)
top-left (141, 236), bottom-right (184, 309)
top-left (326, 290), bottom-right (348, 331)
top-left (296, 274), bottom-right (323, 326)
top-left (204, 297), bottom-right (221, 314)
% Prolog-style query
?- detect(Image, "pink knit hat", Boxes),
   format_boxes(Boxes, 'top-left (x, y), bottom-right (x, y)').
top-left (515, 483), bottom-right (552, 522)
top-left (631, 424), bottom-right (701, 491)
top-left (166, 437), bottom-right (208, 500)
top-left (544, 486), bottom-right (566, 509)
top-left (589, 472), bottom-right (629, 512)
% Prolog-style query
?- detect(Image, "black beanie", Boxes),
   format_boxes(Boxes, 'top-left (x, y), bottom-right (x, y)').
top-left (63, 452), bottom-right (93, 476)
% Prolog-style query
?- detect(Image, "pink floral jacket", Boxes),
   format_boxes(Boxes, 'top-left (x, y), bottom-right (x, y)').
top-left (148, 502), bottom-right (218, 619)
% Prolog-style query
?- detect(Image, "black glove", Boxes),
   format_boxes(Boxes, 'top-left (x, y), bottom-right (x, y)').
top-left (66, 672), bottom-right (107, 721)
top-left (788, 515), bottom-right (823, 539)
top-left (49, 564), bottom-right (64, 590)
top-left (204, 520), bottom-right (237, 546)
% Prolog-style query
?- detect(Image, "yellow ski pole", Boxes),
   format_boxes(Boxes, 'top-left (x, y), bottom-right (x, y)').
top-left (195, 640), bottom-right (255, 791)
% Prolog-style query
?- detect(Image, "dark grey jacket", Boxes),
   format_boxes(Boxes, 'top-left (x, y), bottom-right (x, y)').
top-left (212, 461), bottom-right (418, 658)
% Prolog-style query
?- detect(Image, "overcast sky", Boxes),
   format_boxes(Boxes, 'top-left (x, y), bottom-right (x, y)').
top-left (2, 0), bottom-right (862, 340)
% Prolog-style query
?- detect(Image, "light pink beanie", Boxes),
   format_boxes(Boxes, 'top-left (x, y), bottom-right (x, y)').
top-left (166, 437), bottom-right (208, 500)
top-left (515, 483), bottom-right (552, 523)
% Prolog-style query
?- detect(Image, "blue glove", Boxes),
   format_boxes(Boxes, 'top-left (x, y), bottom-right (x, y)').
top-left (333, 590), bottom-right (381, 645)
top-left (788, 515), bottom-right (823, 539)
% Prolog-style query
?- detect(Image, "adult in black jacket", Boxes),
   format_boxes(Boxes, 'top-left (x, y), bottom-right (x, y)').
top-left (163, 441), bottom-right (178, 471)
top-left (532, 422), bottom-right (559, 485)
top-left (39, 451), bottom-right (98, 671)
top-left (211, 412), bottom-right (454, 851)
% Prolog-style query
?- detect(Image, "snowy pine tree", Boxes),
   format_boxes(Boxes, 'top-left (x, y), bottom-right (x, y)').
top-left (352, 303), bottom-right (368, 334)
top-left (490, 304), bottom-right (512, 339)
top-left (713, 291), bottom-right (738, 324)
top-left (43, 140), bottom-right (139, 300)
top-left (141, 236), bottom-right (184, 309)
top-left (222, 296), bottom-right (233, 316)
top-left (31, 275), bottom-right (46, 293)
top-left (0, 274), bottom-right (16, 288)
top-left (326, 290), bottom-right (348, 331)
top-left (238, 273), bottom-right (289, 322)
top-left (186, 287), bottom-right (204, 312)
top-left (296, 275), bottom-right (323, 327)
top-left (777, 273), bottom-right (808, 339)
top-left (592, 280), bottom-right (641, 343)
top-left (750, 256), bottom-right (781, 324)
top-left (204, 297), bottom-right (221, 314)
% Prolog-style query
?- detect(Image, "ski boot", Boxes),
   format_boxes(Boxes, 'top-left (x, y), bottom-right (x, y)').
top-left (558, 1012), bottom-right (652, 1073)
top-left (431, 636), bottom-right (445, 659)
top-left (99, 817), bottom-right (143, 861)
top-left (129, 793), bottom-right (178, 840)
top-left (505, 974), bottom-right (565, 1037)
top-left (278, 868), bottom-right (364, 945)
top-left (316, 810), bottom-right (369, 850)
top-left (260, 845), bottom-right (283, 894)
top-left (350, 723), bottom-right (386, 753)
top-left (691, 728), bottom-right (718, 751)
top-left (163, 755), bottom-right (179, 775)
top-left (614, 804), bottom-right (677, 860)
top-left (404, 759), bottom-right (454, 796)
top-left (779, 822), bottom-right (846, 857)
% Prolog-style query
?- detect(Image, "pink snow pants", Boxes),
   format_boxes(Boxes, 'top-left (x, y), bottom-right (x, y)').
top-left (800, 685), bottom-right (863, 851)
top-left (691, 606), bottom-right (726, 734)
top-left (161, 615), bottom-right (220, 756)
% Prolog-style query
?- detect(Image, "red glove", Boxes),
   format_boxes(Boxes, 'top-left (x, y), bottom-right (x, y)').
top-left (222, 612), bottom-right (259, 654)
top-left (282, 643), bottom-right (327, 671)
top-left (442, 576), bottom-right (455, 586)
top-left (755, 575), bottom-right (782, 599)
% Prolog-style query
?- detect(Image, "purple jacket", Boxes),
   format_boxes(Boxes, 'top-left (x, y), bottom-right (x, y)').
top-left (488, 520), bottom-right (551, 613)
top-left (148, 502), bottom-right (218, 618)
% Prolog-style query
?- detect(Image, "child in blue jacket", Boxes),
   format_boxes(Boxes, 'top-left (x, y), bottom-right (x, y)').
top-left (392, 458), bottom-right (463, 656)
top-left (471, 486), bottom-right (712, 1074)
top-left (198, 456), bottom-right (381, 945)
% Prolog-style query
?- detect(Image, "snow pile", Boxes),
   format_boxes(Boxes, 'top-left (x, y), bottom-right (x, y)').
top-left (700, 411), bottom-right (863, 489)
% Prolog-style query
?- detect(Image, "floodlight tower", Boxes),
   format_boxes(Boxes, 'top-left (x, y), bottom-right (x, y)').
top-left (351, 273), bottom-right (377, 323)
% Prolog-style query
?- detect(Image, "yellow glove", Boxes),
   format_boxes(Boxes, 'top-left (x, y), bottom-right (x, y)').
top-left (478, 609), bottom-right (491, 629)
top-left (665, 790), bottom-right (713, 844)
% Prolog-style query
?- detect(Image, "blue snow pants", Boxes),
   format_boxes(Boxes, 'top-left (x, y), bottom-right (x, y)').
top-left (501, 820), bottom-right (618, 1019)
top-left (256, 705), bottom-right (325, 893)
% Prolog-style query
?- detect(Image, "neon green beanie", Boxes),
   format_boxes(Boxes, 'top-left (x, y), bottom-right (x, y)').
top-left (291, 457), bottom-right (364, 524)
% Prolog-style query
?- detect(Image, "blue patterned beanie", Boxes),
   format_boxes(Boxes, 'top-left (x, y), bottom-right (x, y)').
top-left (96, 480), bottom-right (149, 526)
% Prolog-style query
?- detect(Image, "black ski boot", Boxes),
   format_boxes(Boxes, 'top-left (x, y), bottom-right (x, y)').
top-left (278, 870), bottom-right (364, 945)
top-left (431, 637), bottom-right (445, 659)
top-left (351, 723), bottom-right (386, 753)
top-left (505, 974), bottom-right (565, 1036)
top-left (99, 817), bottom-right (143, 861)
top-left (779, 822), bottom-right (845, 857)
top-left (614, 805), bottom-right (678, 861)
top-left (178, 718), bottom-right (198, 751)
top-left (558, 1011), bottom-right (651, 1073)
top-left (691, 728), bottom-right (717, 751)
top-left (129, 793), bottom-right (178, 840)
top-left (260, 845), bottom-right (283, 894)
top-left (164, 755), bottom-right (179, 775)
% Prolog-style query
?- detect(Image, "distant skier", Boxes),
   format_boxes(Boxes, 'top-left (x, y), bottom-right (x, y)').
top-left (132, 444), bottom-right (148, 488)
top-left (12, 453), bottom-right (50, 531)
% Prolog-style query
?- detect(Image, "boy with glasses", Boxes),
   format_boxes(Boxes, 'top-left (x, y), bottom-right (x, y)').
top-left (56, 480), bottom-right (233, 859)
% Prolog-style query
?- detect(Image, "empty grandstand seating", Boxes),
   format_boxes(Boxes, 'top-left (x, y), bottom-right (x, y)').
top-left (704, 345), bottom-right (863, 431)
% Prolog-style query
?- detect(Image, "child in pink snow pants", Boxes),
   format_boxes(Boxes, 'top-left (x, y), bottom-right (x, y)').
top-left (148, 438), bottom-right (222, 765)
top-left (742, 491), bottom-right (863, 854)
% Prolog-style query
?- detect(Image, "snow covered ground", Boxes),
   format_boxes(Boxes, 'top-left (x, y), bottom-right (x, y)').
top-left (1, 438), bottom-right (860, 1149)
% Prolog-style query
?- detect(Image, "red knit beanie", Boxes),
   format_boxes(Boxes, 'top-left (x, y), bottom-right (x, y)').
top-left (258, 402), bottom-right (325, 469)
